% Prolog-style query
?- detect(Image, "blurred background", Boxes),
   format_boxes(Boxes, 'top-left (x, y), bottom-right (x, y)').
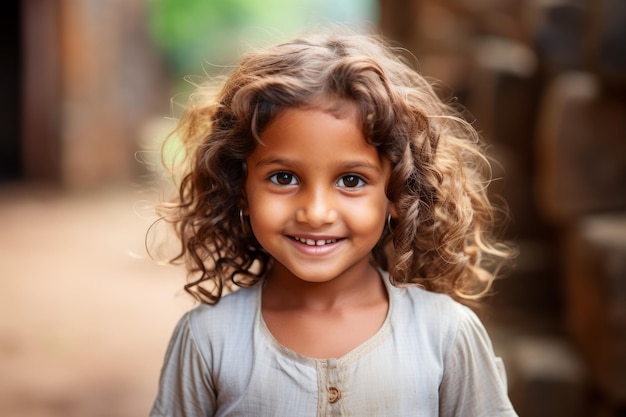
top-left (1, 0), bottom-right (625, 416)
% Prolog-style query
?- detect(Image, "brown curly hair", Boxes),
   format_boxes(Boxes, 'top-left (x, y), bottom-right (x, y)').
top-left (153, 28), bottom-right (515, 304)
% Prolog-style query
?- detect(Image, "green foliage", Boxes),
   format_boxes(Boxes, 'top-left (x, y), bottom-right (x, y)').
top-left (147, 0), bottom-right (378, 80)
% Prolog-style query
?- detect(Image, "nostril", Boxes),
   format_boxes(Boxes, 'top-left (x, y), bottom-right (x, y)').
top-left (295, 207), bottom-right (338, 226)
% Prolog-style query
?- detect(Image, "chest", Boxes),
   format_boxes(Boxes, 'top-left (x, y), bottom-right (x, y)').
top-left (212, 320), bottom-right (445, 417)
top-left (261, 302), bottom-right (388, 359)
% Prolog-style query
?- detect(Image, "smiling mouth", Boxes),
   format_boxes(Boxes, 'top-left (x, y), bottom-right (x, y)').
top-left (291, 236), bottom-right (340, 246)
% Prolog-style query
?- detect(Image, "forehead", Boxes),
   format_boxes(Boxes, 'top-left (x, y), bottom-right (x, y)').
top-left (248, 107), bottom-right (385, 171)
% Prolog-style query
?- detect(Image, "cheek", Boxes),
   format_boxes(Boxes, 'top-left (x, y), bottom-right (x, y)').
top-left (247, 194), bottom-right (289, 231)
top-left (345, 196), bottom-right (389, 235)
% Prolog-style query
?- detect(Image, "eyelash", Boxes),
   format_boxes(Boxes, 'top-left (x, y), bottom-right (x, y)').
top-left (268, 171), bottom-right (298, 186)
top-left (267, 172), bottom-right (367, 188)
top-left (337, 175), bottom-right (366, 188)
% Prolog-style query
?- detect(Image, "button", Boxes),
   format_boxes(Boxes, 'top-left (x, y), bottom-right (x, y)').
top-left (328, 386), bottom-right (341, 403)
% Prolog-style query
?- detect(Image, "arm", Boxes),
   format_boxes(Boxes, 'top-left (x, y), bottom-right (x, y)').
top-left (439, 307), bottom-right (518, 417)
top-left (150, 313), bottom-right (217, 417)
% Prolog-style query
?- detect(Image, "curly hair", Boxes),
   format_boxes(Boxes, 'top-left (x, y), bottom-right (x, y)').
top-left (153, 28), bottom-right (515, 304)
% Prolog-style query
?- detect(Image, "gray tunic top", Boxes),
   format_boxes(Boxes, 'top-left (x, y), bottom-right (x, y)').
top-left (151, 272), bottom-right (518, 416)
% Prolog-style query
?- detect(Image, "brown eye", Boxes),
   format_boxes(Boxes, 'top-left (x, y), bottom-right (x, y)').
top-left (338, 175), bottom-right (365, 188)
top-left (269, 172), bottom-right (297, 185)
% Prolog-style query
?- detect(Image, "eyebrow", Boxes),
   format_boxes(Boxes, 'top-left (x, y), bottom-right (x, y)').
top-left (254, 157), bottom-right (296, 168)
top-left (254, 157), bottom-right (383, 172)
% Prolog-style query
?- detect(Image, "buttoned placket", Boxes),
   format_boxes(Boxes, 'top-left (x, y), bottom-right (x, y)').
top-left (316, 359), bottom-right (346, 416)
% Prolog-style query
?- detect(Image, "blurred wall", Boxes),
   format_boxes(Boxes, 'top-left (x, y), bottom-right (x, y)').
top-left (20, 0), bottom-right (169, 188)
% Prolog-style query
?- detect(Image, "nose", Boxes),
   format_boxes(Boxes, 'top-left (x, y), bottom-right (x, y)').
top-left (295, 186), bottom-right (338, 227)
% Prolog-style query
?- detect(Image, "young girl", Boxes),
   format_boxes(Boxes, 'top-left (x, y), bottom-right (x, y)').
top-left (150, 29), bottom-right (518, 417)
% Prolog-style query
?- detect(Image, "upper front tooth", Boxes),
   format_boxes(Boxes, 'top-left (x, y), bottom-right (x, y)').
top-left (296, 237), bottom-right (336, 246)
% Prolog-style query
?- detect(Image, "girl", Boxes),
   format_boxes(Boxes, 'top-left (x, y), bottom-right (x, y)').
top-left (150, 29), bottom-right (518, 417)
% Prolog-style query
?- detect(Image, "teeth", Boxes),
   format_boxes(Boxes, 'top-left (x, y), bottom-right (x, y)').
top-left (294, 237), bottom-right (337, 246)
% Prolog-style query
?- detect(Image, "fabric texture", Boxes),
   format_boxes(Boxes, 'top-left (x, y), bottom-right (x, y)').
top-left (151, 272), bottom-right (518, 417)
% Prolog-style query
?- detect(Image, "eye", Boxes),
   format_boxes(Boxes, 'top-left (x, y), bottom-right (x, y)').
top-left (337, 174), bottom-right (365, 188)
top-left (268, 171), bottom-right (298, 185)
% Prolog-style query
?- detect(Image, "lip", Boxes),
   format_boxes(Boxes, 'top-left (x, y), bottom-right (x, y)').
top-left (287, 234), bottom-right (345, 255)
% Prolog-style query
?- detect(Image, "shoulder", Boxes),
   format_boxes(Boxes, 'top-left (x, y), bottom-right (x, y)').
top-left (390, 283), bottom-right (473, 326)
top-left (185, 285), bottom-right (260, 348)
top-left (387, 283), bottom-right (486, 351)
top-left (380, 269), bottom-right (474, 334)
top-left (152, 289), bottom-right (260, 416)
top-left (390, 284), bottom-right (500, 366)
top-left (188, 285), bottom-right (259, 320)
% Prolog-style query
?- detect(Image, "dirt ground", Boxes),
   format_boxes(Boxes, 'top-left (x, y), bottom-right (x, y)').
top-left (0, 183), bottom-right (193, 417)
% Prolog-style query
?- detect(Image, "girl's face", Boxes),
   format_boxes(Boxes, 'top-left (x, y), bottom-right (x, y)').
top-left (244, 107), bottom-right (395, 285)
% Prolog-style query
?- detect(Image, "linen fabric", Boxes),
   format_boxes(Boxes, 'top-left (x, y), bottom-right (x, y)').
top-left (151, 272), bottom-right (518, 417)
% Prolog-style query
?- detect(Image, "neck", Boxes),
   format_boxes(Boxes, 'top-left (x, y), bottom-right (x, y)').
top-left (262, 262), bottom-right (385, 312)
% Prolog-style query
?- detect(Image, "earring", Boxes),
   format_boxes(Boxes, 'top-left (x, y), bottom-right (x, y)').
top-left (240, 209), bottom-right (250, 235)
top-left (387, 214), bottom-right (395, 234)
